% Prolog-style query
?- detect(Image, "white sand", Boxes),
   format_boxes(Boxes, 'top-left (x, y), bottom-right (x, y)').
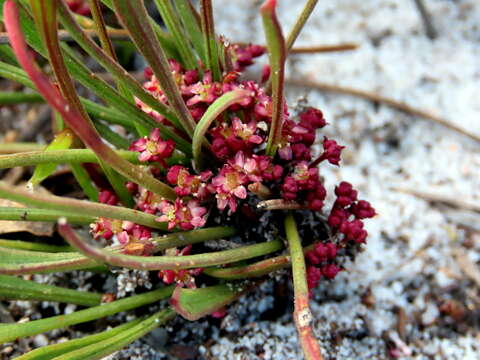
top-left (207, 1), bottom-right (480, 359)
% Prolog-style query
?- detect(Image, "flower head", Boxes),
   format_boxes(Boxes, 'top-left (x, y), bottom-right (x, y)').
top-left (212, 165), bottom-right (248, 213)
top-left (130, 128), bottom-right (175, 164)
top-left (156, 199), bottom-right (207, 231)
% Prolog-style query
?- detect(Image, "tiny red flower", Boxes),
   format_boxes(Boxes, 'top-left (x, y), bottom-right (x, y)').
top-left (156, 199), bottom-right (207, 230)
top-left (130, 128), bottom-right (175, 164)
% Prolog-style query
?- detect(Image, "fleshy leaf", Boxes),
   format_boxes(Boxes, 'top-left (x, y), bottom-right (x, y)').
top-left (0, 274), bottom-right (102, 306)
top-left (0, 238), bottom-right (73, 252)
top-left (0, 181), bottom-right (167, 230)
top-left (261, 0), bottom-right (286, 157)
top-left (285, 213), bottom-right (323, 360)
top-left (200, 0), bottom-right (221, 81)
top-left (192, 89), bottom-right (252, 169)
top-left (16, 318), bottom-right (144, 360)
top-left (112, 0), bottom-right (197, 137)
top-left (47, 309), bottom-right (175, 360)
top-left (29, 128), bottom-right (74, 186)
top-left (0, 286), bottom-right (173, 343)
top-left (171, 282), bottom-right (256, 320)
top-left (154, 0), bottom-right (197, 70)
top-left (59, 223), bottom-right (283, 271)
top-left (0, 246), bottom-right (101, 274)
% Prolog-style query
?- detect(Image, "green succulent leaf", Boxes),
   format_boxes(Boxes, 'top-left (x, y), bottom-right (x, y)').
top-left (0, 286), bottom-right (173, 343)
top-left (261, 0), bottom-right (286, 157)
top-left (29, 129), bottom-right (74, 186)
top-left (154, 0), bottom-right (198, 70)
top-left (0, 238), bottom-right (73, 252)
top-left (171, 282), bottom-right (256, 320)
top-left (15, 318), bottom-right (143, 360)
top-left (0, 246), bottom-right (101, 274)
top-left (0, 274), bottom-right (102, 306)
top-left (192, 88), bottom-right (252, 169)
top-left (49, 309), bottom-right (175, 360)
top-left (59, 223), bottom-right (283, 271)
top-left (0, 91), bottom-right (43, 104)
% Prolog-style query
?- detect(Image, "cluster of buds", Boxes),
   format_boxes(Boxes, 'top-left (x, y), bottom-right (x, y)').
top-left (328, 182), bottom-right (376, 244)
top-left (158, 246), bottom-right (203, 288)
top-left (90, 42), bottom-right (375, 290)
top-left (306, 242), bottom-right (341, 290)
top-left (90, 190), bottom-right (154, 255)
top-left (228, 43), bottom-right (266, 71)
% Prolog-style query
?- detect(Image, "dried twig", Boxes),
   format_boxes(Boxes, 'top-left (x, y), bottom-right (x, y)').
top-left (394, 187), bottom-right (480, 213)
top-left (287, 78), bottom-right (480, 144)
top-left (413, 0), bottom-right (437, 40)
top-left (290, 43), bottom-right (358, 54)
top-left (452, 248), bottom-right (480, 289)
top-left (439, 206), bottom-right (480, 232)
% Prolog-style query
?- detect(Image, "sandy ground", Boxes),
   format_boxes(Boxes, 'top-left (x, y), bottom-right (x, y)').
top-left (200, 1), bottom-right (480, 359)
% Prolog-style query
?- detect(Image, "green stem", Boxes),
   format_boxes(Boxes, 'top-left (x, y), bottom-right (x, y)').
top-left (192, 89), bottom-right (251, 169)
top-left (285, 213), bottom-right (323, 360)
top-left (0, 149), bottom-right (141, 168)
top-left (0, 285), bottom-right (173, 343)
top-left (175, 0), bottom-right (205, 64)
top-left (15, 318), bottom-right (143, 360)
top-left (87, 0), bottom-right (117, 62)
top-left (0, 181), bottom-right (167, 230)
top-left (59, 223), bottom-right (283, 271)
top-left (0, 91), bottom-right (43, 104)
top-left (0, 274), bottom-right (102, 306)
top-left (261, 0), bottom-right (286, 157)
top-left (0, 142), bottom-right (43, 153)
top-left (200, 0), bottom-right (221, 81)
top-left (112, 0), bottom-right (197, 137)
top-left (99, 0), bottom-right (179, 60)
top-left (70, 163), bottom-right (99, 202)
top-left (0, 207), bottom-right (95, 224)
top-left (57, 2), bottom-right (182, 131)
top-left (285, 0), bottom-right (319, 52)
top-left (152, 226), bottom-right (237, 251)
top-left (87, 0), bottom-right (134, 103)
top-left (204, 243), bottom-right (317, 280)
top-left (52, 309), bottom-right (175, 360)
top-left (154, 0), bottom-right (198, 70)
top-left (0, 246), bottom-right (103, 275)
top-left (0, 238), bottom-right (73, 252)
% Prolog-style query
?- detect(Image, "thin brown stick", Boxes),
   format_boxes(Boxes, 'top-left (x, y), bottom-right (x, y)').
top-left (413, 0), bottom-right (437, 40)
top-left (290, 43), bottom-right (358, 54)
top-left (393, 187), bottom-right (480, 213)
top-left (287, 78), bottom-right (480, 144)
top-left (0, 29), bottom-right (130, 44)
top-left (257, 199), bottom-right (304, 210)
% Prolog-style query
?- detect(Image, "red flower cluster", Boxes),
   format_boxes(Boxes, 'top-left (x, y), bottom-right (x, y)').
top-left (228, 43), bottom-right (265, 71)
top-left (158, 245), bottom-right (203, 288)
top-left (328, 182), bottom-right (376, 244)
top-left (90, 43), bottom-right (375, 290)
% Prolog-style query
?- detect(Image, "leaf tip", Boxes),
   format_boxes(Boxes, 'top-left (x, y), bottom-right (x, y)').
top-left (260, 0), bottom-right (277, 13)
